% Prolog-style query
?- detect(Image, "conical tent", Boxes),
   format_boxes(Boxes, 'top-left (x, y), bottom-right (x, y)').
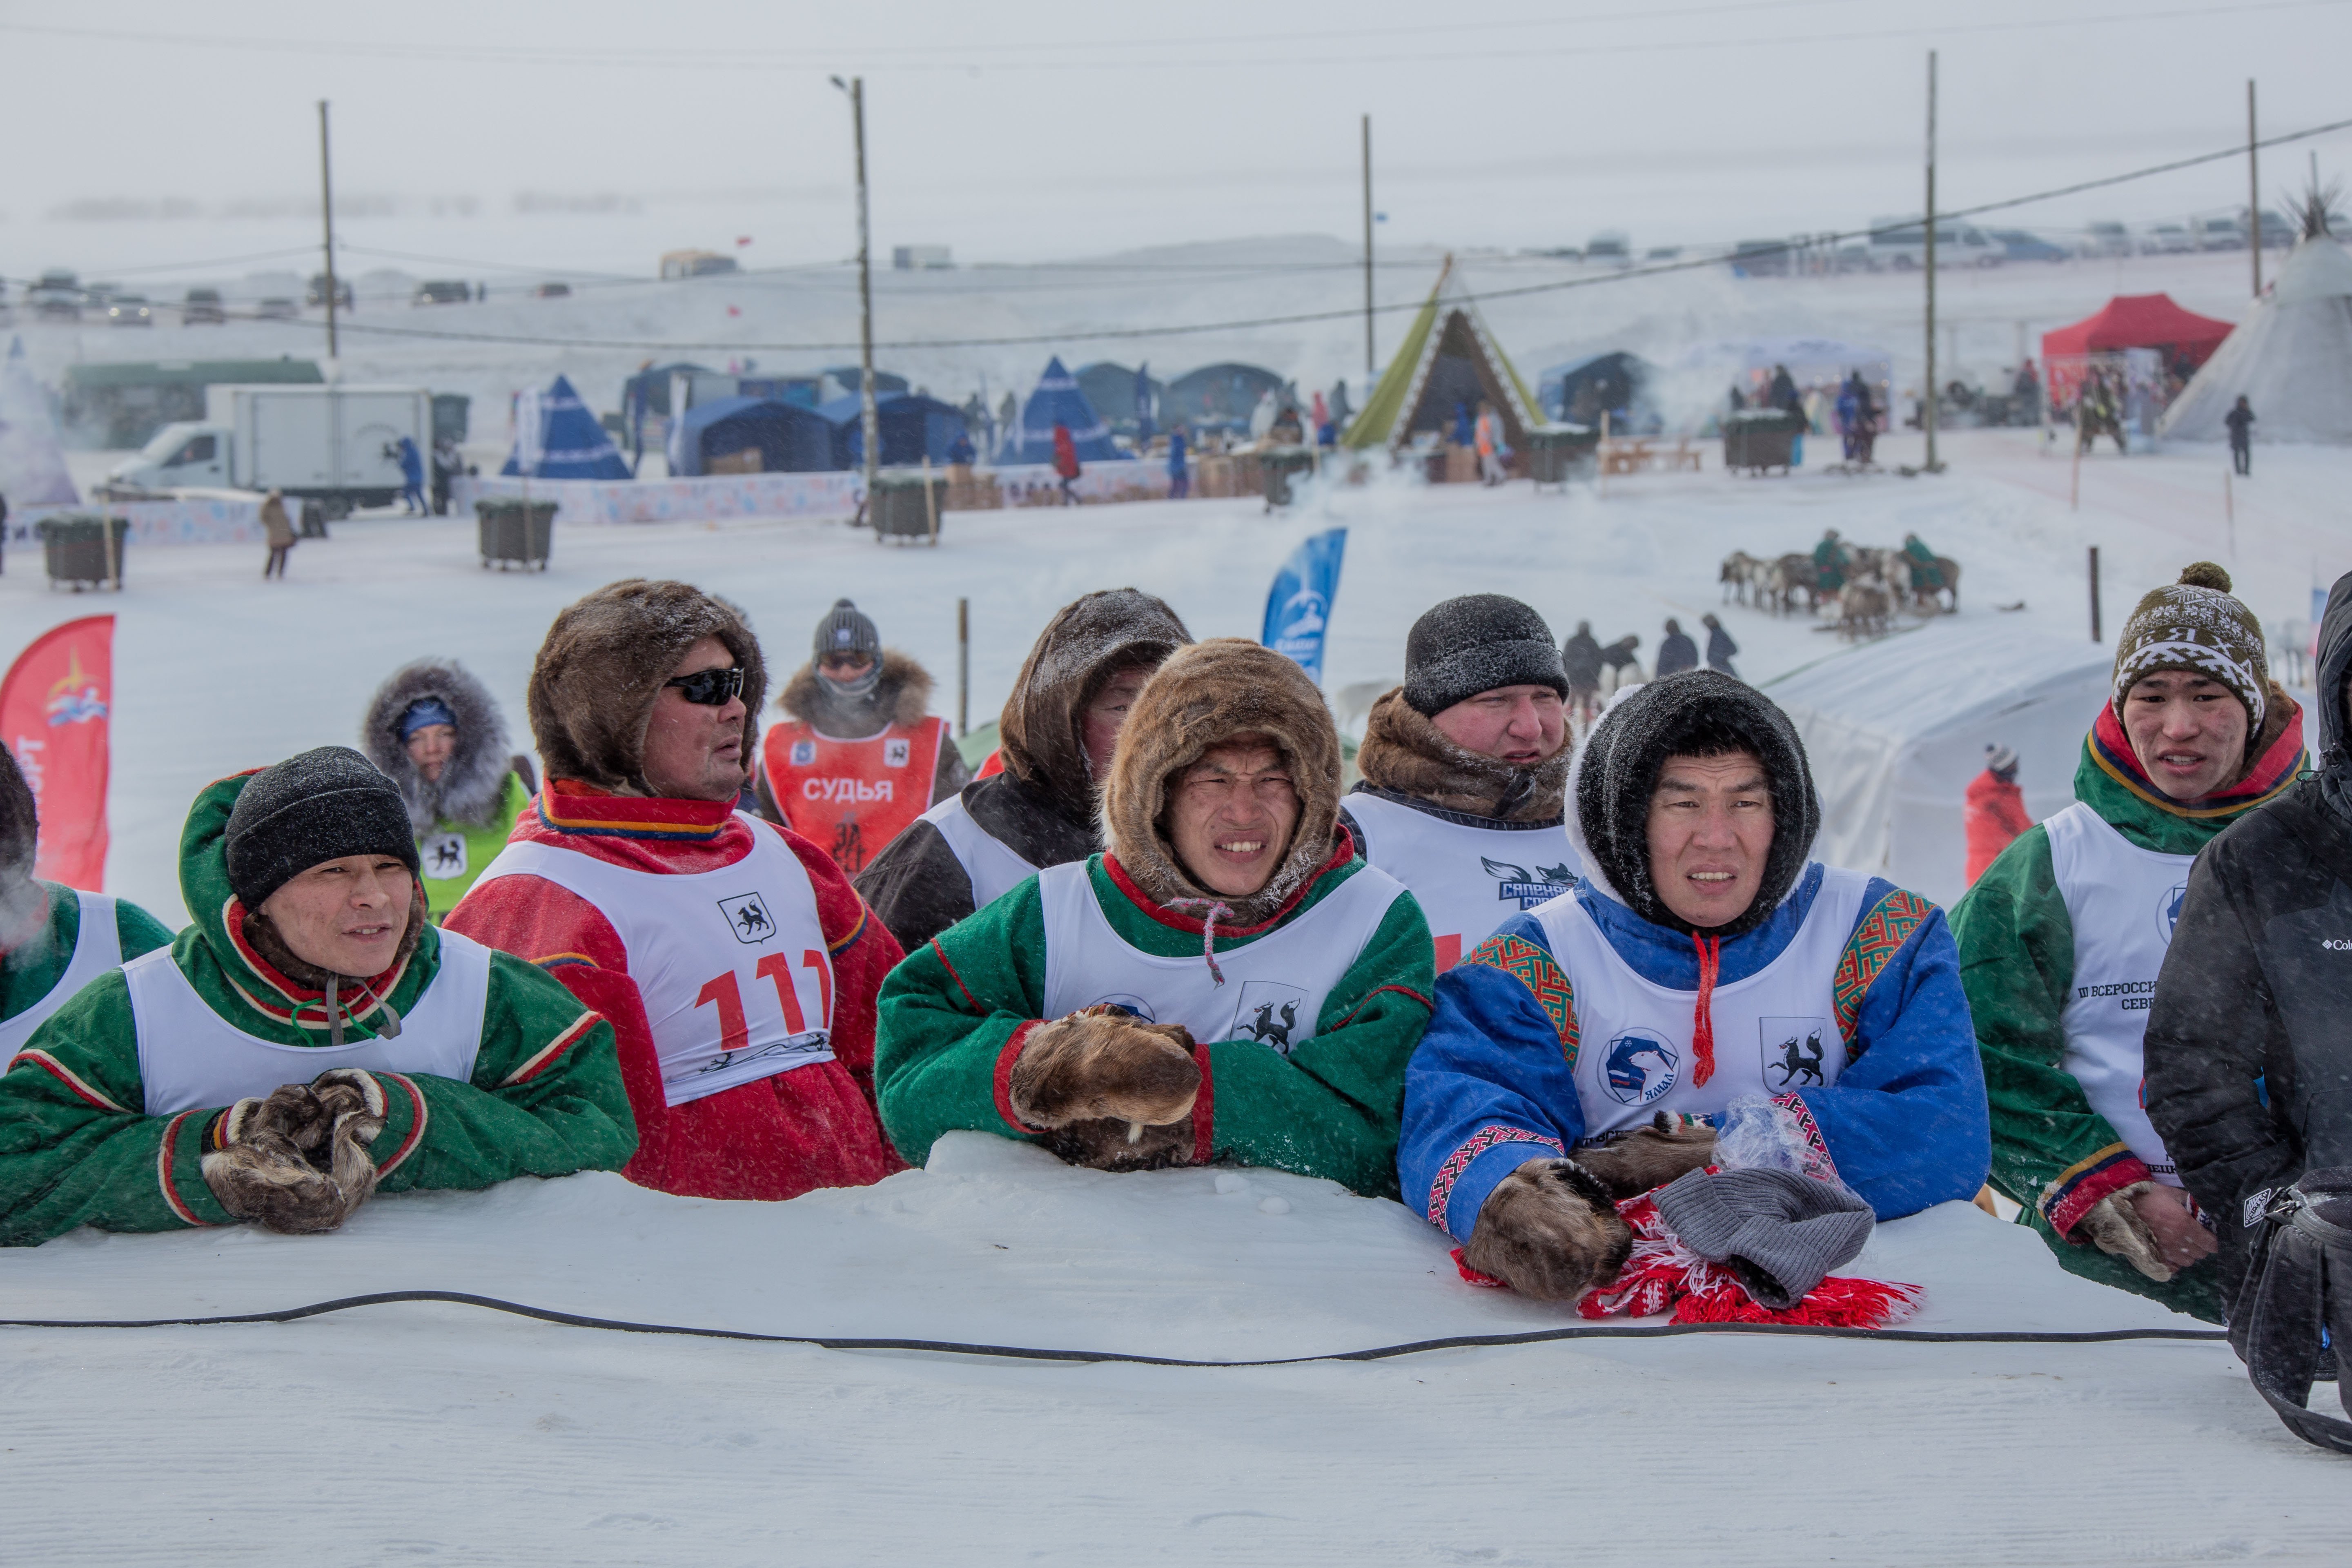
top-left (2160, 237), bottom-right (2352, 443)
top-left (503, 374), bottom-right (630, 479)
top-left (1001, 357), bottom-right (1116, 465)
top-left (0, 336), bottom-right (79, 506)
top-left (1342, 261), bottom-right (1543, 451)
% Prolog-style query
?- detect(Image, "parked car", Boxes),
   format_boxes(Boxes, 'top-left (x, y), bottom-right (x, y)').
top-left (305, 273), bottom-right (354, 310)
top-left (2140, 224), bottom-right (2196, 255)
top-left (1867, 219), bottom-right (2002, 270)
top-left (2253, 209), bottom-right (2296, 249)
top-left (1729, 238), bottom-right (1793, 276)
top-left (28, 269), bottom-right (82, 320)
top-left (414, 279), bottom-right (472, 306)
top-left (1585, 232), bottom-right (1631, 268)
top-left (1989, 228), bottom-right (2069, 263)
top-left (105, 295), bottom-right (153, 327)
top-left (2080, 221), bottom-right (2132, 257)
top-left (256, 297), bottom-right (300, 321)
top-left (1644, 246), bottom-right (1682, 262)
top-left (531, 281), bottom-right (572, 298)
top-left (182, 288), bottom-right (225, 325)
top-left (2197, 216), bottom-right (2247, 251)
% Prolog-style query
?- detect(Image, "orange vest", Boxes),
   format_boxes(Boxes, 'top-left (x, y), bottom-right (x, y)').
top-left (760, 715), bottom-right (948, 875)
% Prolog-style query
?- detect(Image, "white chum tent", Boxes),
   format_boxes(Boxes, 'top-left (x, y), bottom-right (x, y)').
top-left (1763, 620), bottom-right (2111, 908)
top-left (2161, 234), bottom-right (2352, 443)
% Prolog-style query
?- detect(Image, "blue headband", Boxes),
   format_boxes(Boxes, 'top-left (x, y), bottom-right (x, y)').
top-left (399, 697), bottom-right (458, 741)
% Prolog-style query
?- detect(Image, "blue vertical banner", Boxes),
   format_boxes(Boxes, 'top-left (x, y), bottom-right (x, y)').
top-left (1262, 527), bottom-right (1348, 684)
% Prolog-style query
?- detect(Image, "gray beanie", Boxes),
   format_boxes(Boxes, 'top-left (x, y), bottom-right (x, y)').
top-left (1403, 594), bottom-right (1569, 716)
top-left (224, 746), bottom-right (421, 911)
top-left (1653, 1166), bottom-right (1874, 1310)
top-left (813, 598), bottom-right (882, 664)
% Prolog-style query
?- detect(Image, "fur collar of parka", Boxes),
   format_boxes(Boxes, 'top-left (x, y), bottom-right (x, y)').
top-left (527, 580), bottom-right (766, 795)
top-left (1100, 637), bottom-right (1344, 927)
top-left (776, 649), bottom-right (932, 739)
top-left (362, 659), bottom-right (515, 833)
top-left (1354, 686), bottom-right (1570, 822)
top-left (999, 588), bottom-right (1192, 829)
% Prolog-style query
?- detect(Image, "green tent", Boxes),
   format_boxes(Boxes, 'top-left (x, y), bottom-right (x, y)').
top-left (1343, 259), bottom-right (1544, 452)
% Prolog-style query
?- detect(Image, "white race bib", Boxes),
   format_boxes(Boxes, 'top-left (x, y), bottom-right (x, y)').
top-left (0, 891), bottom-right (122, 1055)
top-left (1347, 792), bottom-right (1579, 971)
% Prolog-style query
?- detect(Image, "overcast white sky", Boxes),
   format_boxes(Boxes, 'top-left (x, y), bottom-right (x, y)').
top-left (3, 0), bottom-right (2350, 277)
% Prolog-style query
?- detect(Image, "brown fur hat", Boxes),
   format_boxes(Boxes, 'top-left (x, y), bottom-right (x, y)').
top-left (528, 580), bottom-right (766, 793)
top-left (776, 649), bottom-right (932, 737)
top-left (1101, 638), bottom-right (1341, 923)
top-left (1354, 686), bottom-right (1570, 821)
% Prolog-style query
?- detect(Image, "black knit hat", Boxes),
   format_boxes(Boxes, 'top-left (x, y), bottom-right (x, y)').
top-left (1575, 671), bottom-right (1821, 939)
top-left (1403, 594), bottom-right (1568, 716)
top-left (0, 743), bottom-right (34, 884)
top-left (224, 746), bottom-right (420, 910)
top-left (813, 598), bottom-right (882, 663)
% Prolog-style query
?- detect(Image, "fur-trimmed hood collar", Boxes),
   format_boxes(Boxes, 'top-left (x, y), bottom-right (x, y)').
top-left (1101, 638), bottom-right (1343, 927)
top-left (361, 659), bottom-right (515, 833)
top-left (999, 589), bottom-right (1192, 829)
top-left (528, 580), bottom-right (766, 795)
top-left (777, 648), bottom-right (932, 738)
top-left (1354, 686), bottom-right (1569, 822)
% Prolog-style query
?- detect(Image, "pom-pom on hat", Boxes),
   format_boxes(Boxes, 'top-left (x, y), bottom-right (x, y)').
top-left (2111, 562), bottom-right (2268, 728)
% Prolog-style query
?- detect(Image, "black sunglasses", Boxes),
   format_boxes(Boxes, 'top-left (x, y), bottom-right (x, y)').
top-left (664, 666), bottom-right (745, 706)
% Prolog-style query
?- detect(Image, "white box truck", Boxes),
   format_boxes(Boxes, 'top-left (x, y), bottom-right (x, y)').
top-left (105, 384), bottom-right (432, 517)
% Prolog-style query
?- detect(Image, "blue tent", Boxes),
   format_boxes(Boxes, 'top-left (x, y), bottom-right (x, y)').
top-left (503, 374), bottom-right (630, 479)
top-left (1537, 351), bottom-right (1650, 425)
top-left (1001, 357), bottom-right (1116, 464)
top-left (673, 396), bottom-right (836, 476)
top-left (815, 392), bottom-right (972, 469)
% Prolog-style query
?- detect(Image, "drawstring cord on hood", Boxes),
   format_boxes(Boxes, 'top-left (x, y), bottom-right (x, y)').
top-left (318, 973), bottom-right (403, 1048)
top-left (1690, 932), bottom-right (1720, 1087)
top-left (1165, 898), bottom-right (1235, 986)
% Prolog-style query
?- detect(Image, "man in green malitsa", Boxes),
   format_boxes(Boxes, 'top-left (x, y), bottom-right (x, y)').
top-left (873, 638), bottom-right (1436, 1197)
top-left (0, 747), bottom-right (636, 1245)
top-left (1952, 563), bottom-right (2303, 1321)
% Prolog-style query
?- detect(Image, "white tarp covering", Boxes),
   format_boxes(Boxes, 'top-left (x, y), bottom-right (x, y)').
top-left (2162, 236), bottom-right (2352, 444)
top-left (1765, 619), bottom-right (2112, 906)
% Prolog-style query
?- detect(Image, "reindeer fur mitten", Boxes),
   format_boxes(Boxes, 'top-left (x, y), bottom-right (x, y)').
top-left (1463, 1158), bottom-right (1635, 1301)
top-left (199, 1069), bottom-right (388, 1235)
top-left (2074, 1180), bottom-right (2175, 1282)
top-left (1571, 1111), bottom-right (1719, 1199)
top-left (1010, 1006), bottom-right (1200, 1170)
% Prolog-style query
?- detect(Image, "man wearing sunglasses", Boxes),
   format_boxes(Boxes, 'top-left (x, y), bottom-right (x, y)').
top-left (755, 599), bottom-right (968, 877)
top-left (449, 579), bottom-right (903, 1201)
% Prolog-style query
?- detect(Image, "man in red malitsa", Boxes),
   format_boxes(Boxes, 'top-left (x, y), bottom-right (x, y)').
top-left (448, 580), bottom-right (902, 1200)
top-left (755, 599), bottom-right (968, 879)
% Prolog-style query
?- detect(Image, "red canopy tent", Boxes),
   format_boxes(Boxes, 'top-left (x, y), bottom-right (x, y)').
top-left (2040, 293), bottom-right (2235, 399)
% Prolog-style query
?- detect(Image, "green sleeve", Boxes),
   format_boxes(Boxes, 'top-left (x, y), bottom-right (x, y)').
top-left (0, 974), bottom-right (234, 1245)
top-left (367, 949), bottom-right (639, 1192)
top-left (1200, 891), bottom-right (1435, 1198)
top-left (872, 878), bottom-right (1052, 1167)
top-left (1949, 825), bottom-right (2132, 1215)
top-left (114, 898), bottom-right (179, 961)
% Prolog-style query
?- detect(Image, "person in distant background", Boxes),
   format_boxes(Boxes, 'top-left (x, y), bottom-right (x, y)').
top-left (1051, 421), bottom-right (1080, 506)
top-left (1812, 529), bottom-right (1849, 593)
top-left (1452, 400), bottom-right (1475, 449)
top-left (945, 428), bottom-right (976, 468)
top-left (2224, 395), bottom-right (2255, 477)
top-left (1769, 363), bottom-right (1801, 413)
top-left (361, 660), bottom-right (537, 923)
top-left (1962, 745), bottom-right (2030, 886)
top-left (1701, 613), bottom-right (1740, 679)
top-left (396, 435), bottom-right (427, 517)
top-left (430, 436), bottom-right (461, 516)
top-left (1562, 621), bottom-right (1604, 726)
top-left (1598, 634), bottom-right (1644, 697)
top-left (261, 489), bottom-right (295, 581)
top-left (1654, 619), bottom-right (1699, 678)
top-left (1474, 402), bottom-right (1506, 486)
top-left (1166, 425), bottom-right (1191, 500)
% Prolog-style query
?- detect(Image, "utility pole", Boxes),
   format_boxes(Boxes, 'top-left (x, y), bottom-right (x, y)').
top-left (318, 99), bottom-right (339, 359)
top-left (834, 76), bottom-right (880, 494)
top-left (1922, 50), bottom-right (1940, 473)
top-left (2249, 80), bottom-right (2263, 298)
top-left (1361, 114), bottom-right (1375, 378)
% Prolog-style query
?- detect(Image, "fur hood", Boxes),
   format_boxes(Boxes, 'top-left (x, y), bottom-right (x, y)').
top-left (1101, 638), bottom-right (1343, 926)
top-left (776, 648), bottom-right (932, 738)
top-left (361, 659), bottom-right (516, 833)
top-left (1570, 670), bottom-right (1820, 940)
top-left (1000, 589), bottom-right (1192, 829)
top-left (528, 579), bottom-right (767, 795)
top-left (1354, 686), bottom-right (1569, 822)
top-left (0, 743), bottom-right (40, 935)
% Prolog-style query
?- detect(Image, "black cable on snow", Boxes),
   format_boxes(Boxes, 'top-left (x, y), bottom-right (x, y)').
top-left (0, 1289), bottom-right (2228, 1366)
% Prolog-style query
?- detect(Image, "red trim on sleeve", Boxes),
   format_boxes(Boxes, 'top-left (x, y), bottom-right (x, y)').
top-left (156, 1111), bottom-right (212, 1227)
top-left (372, 1072), bottom-right (431, 1178)
top-left (993, 1020), bottom-right (1045, 1134)
top-left (928, 938), bottom-right (988, 1016)
top-left (2044, 1146), bottom-right (2154, 1239)
top-left (1189, 1043), bottom-right (1215, 1165)
top-left (1332, 983), bottom-right (1434, 1029)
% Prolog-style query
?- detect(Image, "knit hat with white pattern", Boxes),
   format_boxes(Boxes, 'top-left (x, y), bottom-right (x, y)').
top-left (2111, 562), bottom-right (2268, 730)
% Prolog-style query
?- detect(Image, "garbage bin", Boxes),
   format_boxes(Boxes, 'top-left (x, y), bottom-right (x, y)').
top-left (871, 470), bottom-right (947, 544)
top-left (1261, 445), bottom-right (1318, 510)
top-left (37, 513), bottom-right (128, 591)
top-left (474, 497), bottom-right (556, 570)
top-left (1722, 409), bottom-right (1806, 475)
top-left (1524, 426), bottom-right (1599, 489)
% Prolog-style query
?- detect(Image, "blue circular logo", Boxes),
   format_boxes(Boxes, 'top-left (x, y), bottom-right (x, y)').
top-left (1602, 1030), bottom-right (1679, 1106)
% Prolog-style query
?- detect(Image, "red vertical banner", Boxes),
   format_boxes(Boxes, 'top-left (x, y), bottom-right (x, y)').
top-left (0, 616), bottom-right (116, 891)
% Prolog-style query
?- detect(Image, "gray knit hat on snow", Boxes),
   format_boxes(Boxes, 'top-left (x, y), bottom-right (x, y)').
top-left (224, 746), bottom-right (421, 910)
top-left (1403, 594), bottom-right (1568, 716)
top-left (1654, 1166), bottom-right (1874, 1310)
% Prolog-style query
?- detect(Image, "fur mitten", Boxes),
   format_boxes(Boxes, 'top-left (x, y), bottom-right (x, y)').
top-left (1010, 1007), bottom-right (1200, 1129)
top-left (1572, 1111), bottom-right (1719, 1199)
top-left (199, 1070), bottom-right (387, 1235)
top-left (1463, 1158), bottom-right (1635, 1301)
top-left (2076, 1180), bottom-right (2175, 1282)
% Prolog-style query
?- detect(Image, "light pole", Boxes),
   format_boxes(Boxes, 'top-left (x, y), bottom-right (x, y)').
top-left (318, 99), bottom-right (339, 359)
top-left (832, 75), bottom-right (880, 498)
top-left (1922, 50), bottom-right (1940, 474)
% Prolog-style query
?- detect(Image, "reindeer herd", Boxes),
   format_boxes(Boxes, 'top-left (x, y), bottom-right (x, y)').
top-left (1719, 546), bottom-right (1961, 640)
